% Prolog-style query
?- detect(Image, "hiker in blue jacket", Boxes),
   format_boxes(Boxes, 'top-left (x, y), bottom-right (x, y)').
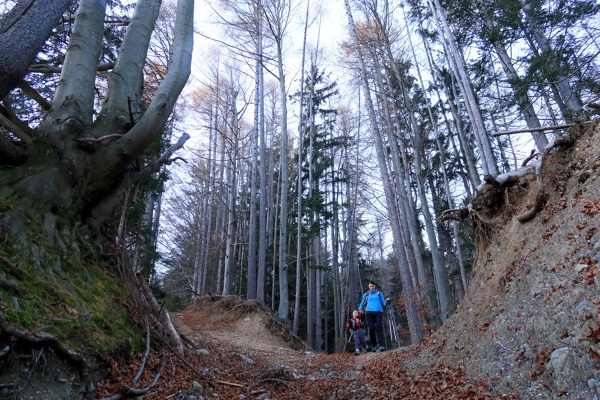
top-left (358, 281), bottom-right (389, 352)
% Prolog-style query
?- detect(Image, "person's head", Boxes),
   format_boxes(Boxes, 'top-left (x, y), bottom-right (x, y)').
top-left (352, 310), bottom-right (359, 317)
top-left (368, 281), bottom-right (377, 291)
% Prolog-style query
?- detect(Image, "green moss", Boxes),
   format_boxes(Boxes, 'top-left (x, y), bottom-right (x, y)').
top-left (0, 217), bottom-right (142, 361)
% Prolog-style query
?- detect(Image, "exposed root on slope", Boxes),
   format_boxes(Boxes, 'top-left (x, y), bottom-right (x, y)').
top-left (439, 123), bottom-right (586, 228)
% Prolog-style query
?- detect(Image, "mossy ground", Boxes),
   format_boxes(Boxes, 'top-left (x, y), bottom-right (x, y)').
top-left (0, 207), bottom-right (142, 360)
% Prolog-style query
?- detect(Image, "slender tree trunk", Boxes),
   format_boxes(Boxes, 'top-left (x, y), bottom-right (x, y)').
top-left (201, 115), bottom-right (218, 294)
top-left (293, 0), bottom-right (310, 334)
top-left (475, 2), bottom-right (548, 150)
top-left (520, 1), bottom-right (582, 120)
top-left (215, 131), bottom-right (227, 293)
top-left (417, 14), bottom-right (480, 189)
top-left (428, 0), bottom-right (497, 175)
top-left (275, 39), bottom-right (289, 323)
top-left (257, 2), bottom-right (267, 304)
top-left (247, 59), bottom-right (260, 300)
top-left (369, 30), bottom-right (438, 322)
top-left (344, 0), bottom-right (422, 343)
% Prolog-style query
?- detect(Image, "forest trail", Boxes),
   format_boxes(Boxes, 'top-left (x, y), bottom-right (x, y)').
top-left (95, 122), bottom-right (599, 399)
top-left (159, 295), bottom-right (517, 399)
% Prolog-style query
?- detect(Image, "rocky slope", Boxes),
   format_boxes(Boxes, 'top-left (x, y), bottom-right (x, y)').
top-left (407, 121), bottom-right (600, 399)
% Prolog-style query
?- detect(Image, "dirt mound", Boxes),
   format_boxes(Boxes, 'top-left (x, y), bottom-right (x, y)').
top-left (181, 294), bottom-right (310, 352)
top-left (406, 122), bottom-right (600, 399)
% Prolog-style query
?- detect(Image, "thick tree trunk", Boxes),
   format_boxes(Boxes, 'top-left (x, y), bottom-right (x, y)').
top-left (0, 0), bottom-right (72, 99)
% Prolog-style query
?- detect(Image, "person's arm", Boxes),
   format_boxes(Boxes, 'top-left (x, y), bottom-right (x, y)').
top-left (358, 293), bottom-right (366, 312)
top-left (380, 292), bottom-right (387, 308)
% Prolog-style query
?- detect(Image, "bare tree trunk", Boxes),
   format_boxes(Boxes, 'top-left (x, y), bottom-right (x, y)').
top-left (428, 0), bottom-right (497, 176)
top-left (520, 1), bottom-right (582, 120)
top-left (417, 13), bottom-right (480, 190)
top-left (293, 0), bottom-right (310, 335)
top-left (263, 0), bottom-right (292, 322)
top-left (201, 107), bottom-right (218, 294)
top-left (257, 2), bottom-right (267, 304)
top-left (223, 92), bottom-right (240, 295)
top-left (402, 9), bottom-right (469, 294)
top-left (343, 0), bottom-right (422, 343)
top-left (368, 35), bottom-right (438, 322)
top-left (247, 61), bottom-right (260, 299)
top-left (216, 131), bottom-right (227, 293)
top-left (475, 1), bottom-right (548, 151)
top-left (316, 261), bottom-right (323, 351)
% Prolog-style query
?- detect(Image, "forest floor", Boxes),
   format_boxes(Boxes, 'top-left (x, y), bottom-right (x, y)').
top-left (91, 121), bottom-right (600, 400)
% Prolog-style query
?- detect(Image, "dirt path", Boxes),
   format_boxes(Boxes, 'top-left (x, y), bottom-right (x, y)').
top-left (164, 297), bottom-right (514, 400)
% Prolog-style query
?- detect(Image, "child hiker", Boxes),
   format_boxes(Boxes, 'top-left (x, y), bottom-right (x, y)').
top-left (346, 310), bottom-right (367, 355)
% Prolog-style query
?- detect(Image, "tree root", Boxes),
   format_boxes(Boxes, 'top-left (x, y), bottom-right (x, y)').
top-left (515, 135), bottom-right (573, 222)
top-left (0, 255), bottom-right (25, 279)
top-left (97, 360), bottom-right (164, 400)
top-left (133, 316), bottom-right (151, 383)
top-left (0, 312), bottom-right (91, 380)
top-left (441, 129), bottom-right (581, 225)
top-left (135, 272), bottom-right (184, 355)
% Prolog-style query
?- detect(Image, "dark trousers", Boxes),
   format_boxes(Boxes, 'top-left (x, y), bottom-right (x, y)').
top-left (365, 311), bottom-right (384, 347)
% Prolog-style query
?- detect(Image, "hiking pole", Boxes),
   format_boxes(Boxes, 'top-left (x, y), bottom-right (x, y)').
top-left (388, 306), bottom-right (400, 347)
top-left (389, 316), bottom-right (397, 342)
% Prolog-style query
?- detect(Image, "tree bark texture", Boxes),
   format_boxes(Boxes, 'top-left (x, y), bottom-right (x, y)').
top-left (0, 0), bottom-right (73, 99)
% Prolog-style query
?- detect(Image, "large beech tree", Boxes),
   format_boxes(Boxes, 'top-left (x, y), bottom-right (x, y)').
top-left (0, 0), bottom-right (193, 231)
top-left (0, 0), bottom-right (193, 355)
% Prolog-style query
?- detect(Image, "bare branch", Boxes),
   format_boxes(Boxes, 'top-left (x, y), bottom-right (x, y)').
top-left (16, 81), bottom-right (52, 110)
top-left (74, 134), bottom-right (124, 143)
top-left (0, 113), bottom-right (32, 144)
top-left (132, 132), bottom-right (190, 182)
top-left (29, 62), bottom-right (115, 75)
top-left (492, 121), bottom-right (594, 136)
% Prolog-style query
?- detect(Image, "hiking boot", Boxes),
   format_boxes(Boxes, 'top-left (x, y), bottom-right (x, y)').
top-left (354, 350), bottom-right (360, 355)
top-left (371, 346), bottom-right (377, 352)
top-left (378, 346), bottom-right (385, 352)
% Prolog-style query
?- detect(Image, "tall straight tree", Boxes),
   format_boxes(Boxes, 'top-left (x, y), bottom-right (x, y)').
top-left (223, 85), bottom-right (241, 295)
top-left (257, 11), bottom-right (268, 304)
top-left (218, 0), bottom-right (270, 301)
top-left (360, 0), bottom-right (454, 321)
top-left (293, 0), bottom-right (310, 335)
top-left (427, 0), bottom-right (497, 176)
top-left (474, 0), bottom-right (549, 151)
top-left (343, 0), bottom-right (422, 343)
top-left (263, 0), bottom-right (292, 322)
top-left (401, 4), bottom-right (470, 294)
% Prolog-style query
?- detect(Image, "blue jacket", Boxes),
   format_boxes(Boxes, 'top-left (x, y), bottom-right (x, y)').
top-left (358, 290), bottom-right (387, 313)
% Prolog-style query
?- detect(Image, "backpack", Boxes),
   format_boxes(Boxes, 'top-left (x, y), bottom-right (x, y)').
top-left (364, 290), bottom-right (386, 312)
